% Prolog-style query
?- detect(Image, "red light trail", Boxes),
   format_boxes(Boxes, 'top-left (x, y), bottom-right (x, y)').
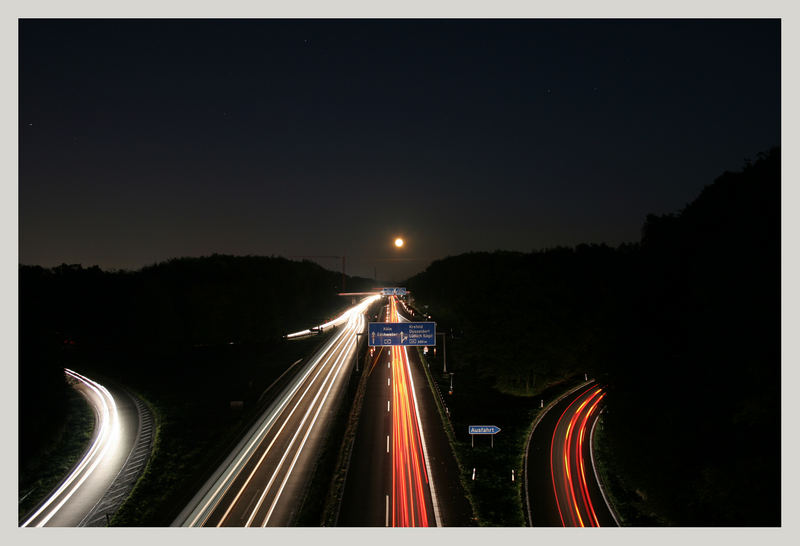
top-left (549, 384), bottom-right (607, 527)
top-left (388, 296), bottom-right (431, 527)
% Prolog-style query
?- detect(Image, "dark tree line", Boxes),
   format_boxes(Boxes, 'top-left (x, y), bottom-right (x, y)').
top-left (407, 244), bottom-right (638, 394)
top-left (20, 255), bottom-right (374, 350)
top-left (406, 148), bottom-right (779, 525)
top-left (607, 148), bottom-right (779, 525)
top-left (19, 254), bottom-right (375, 462)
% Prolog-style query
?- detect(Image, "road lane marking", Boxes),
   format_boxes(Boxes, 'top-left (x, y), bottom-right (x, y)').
top-left (402, 346), bottom-right (442, 527)
top-left (260, 335), bottom-right (359, 526)
top-left (243, 488), bottom-right (262, 519)
top-left (230, 306), bottom-right (367, 526)
top-left (388, 400), bottom-right (390, 412)
top-left (387, 435), bottom-right (390, 453)
top-left (192, 326), bottom-right (350, 526)
top-left (182, 296), bottom-right (379, 527)
top-left (216, 328), bottom-right (353, 526)
top-left (256, 314), bottom-right (365, 525)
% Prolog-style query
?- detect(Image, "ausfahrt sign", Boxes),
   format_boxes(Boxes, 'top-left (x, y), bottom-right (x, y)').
top-left (468, 425), bottom-right (501, 435)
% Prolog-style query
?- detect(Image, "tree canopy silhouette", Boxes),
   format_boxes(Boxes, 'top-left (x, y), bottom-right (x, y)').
top-left (405, 148), bottom-right (779, 525)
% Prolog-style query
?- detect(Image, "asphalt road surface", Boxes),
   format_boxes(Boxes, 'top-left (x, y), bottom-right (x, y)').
top-left (338, 296), bottom-right (472, 526)
top-left (526, 382), bottom-right (616, 527)
top-left (175, 296), bottom-right (379, 527)
top-left (20, 369), bottom-right (143, 527)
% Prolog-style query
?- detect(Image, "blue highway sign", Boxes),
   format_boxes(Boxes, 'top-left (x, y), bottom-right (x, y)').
top-left (382, 287), bottom-right (407, 296)
top-left (368, 321), bottom-right (436, 347)
top-left (468, 425), bottom-right (501, 435)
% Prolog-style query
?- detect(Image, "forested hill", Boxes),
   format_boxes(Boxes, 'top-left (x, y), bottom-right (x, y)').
top-left (406, 244), bottom-right (636, 394)
top-left (20, 254), bottom-right (374, 350)
top-left (610, 147), bottom-right (779, 525)
top-left (19, 254), bottom-right (375, 464)
top-left (406, 148), bottom-right (779, 525)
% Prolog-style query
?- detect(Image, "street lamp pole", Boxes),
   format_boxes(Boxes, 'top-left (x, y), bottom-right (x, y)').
top-left (437, 332), bottom-right (447, 374)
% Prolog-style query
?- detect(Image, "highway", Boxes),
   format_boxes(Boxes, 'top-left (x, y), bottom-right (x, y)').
top-left (388, 297), bottom-right (439, 526)
top-left (175, 295), bottom-right (380, 527)
top-left (20, 369), bottom-right (143, 527)
top-left (526, 381), bottom-right (616, 526)
top-left (339, 296), bottom-right (456, 527)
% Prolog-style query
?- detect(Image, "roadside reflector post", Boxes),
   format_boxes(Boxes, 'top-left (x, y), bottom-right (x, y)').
top-left (512, 469), bottom-right (515, 482)
top-left (472, 468), bottom-right (476, 481)
top-left (585, 373), bottom-right (588, 381)
top-left (540, 399), bottom-right (544, 408)
top-left (440, 332), bottom-right (447, 374)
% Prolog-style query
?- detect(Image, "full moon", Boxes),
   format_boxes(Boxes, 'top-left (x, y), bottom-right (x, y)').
top-left (394, 237), bottom-right (404, 248)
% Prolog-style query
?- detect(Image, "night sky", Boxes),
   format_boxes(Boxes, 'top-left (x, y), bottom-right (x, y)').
top-left (19, 19), bottom-right (779, 281)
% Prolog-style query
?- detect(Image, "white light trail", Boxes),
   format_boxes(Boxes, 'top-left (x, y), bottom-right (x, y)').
top-left (21, 369), bottom-right (120, 527)
top-left (215, 327), bottom-right (355, 526)
top-left (285, 296), bottom-right (377, 339)
top-left (244, 324), bottom-right (357, 526)
top-left (185, 325), bottom-right (352, 526)
top-left (260, 327), bottom-right (360, 525)
top-left (181, 294), bottom-right (379, 527)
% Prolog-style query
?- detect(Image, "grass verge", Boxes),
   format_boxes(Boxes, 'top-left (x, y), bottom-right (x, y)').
top-left (408, 300), bottom-right (587, 526)
top-left (415, 347), bottom-right (479, 523)
top-left (18, 382), bottom-right (95, 522)
top-left (591, 412), bottom-right (666, 525)
top-left (108, 390), bottom-right (160, 526)
top-left (83, 336), bottom-right (329, 525)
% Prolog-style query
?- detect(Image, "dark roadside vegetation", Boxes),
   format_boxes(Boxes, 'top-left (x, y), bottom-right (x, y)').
top-left (18, 380), bottom-right (95, 521)
top-left (413, 341), bottom-right (585, 526)
top-left (19, 150), bottom-right (779, 528)
top-left (406, 148), bottom-right (779, 526)
top-left (19, 255), bottom-right (375, 525)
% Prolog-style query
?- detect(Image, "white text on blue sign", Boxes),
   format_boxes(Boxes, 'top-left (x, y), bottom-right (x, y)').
top-left (368, 322), bottom-right (436, 346)
top-left (382, 287), bottom-right (407, 296)
top-left (468, 426), bottom-right (501, 435)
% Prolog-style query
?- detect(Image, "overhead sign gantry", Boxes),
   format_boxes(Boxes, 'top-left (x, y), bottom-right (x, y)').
top-left (381, 287), bottom-right (407, 296)
top-left (368, 321), bottom-right (436, 346)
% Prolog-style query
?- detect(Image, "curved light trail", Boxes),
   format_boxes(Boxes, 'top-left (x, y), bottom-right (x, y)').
top-left (178, 295), bottom-right (380, 527)
top-left (549, 384), bottom-right (607, 527)
top-left (21, 369), bottom-right (121, 528)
